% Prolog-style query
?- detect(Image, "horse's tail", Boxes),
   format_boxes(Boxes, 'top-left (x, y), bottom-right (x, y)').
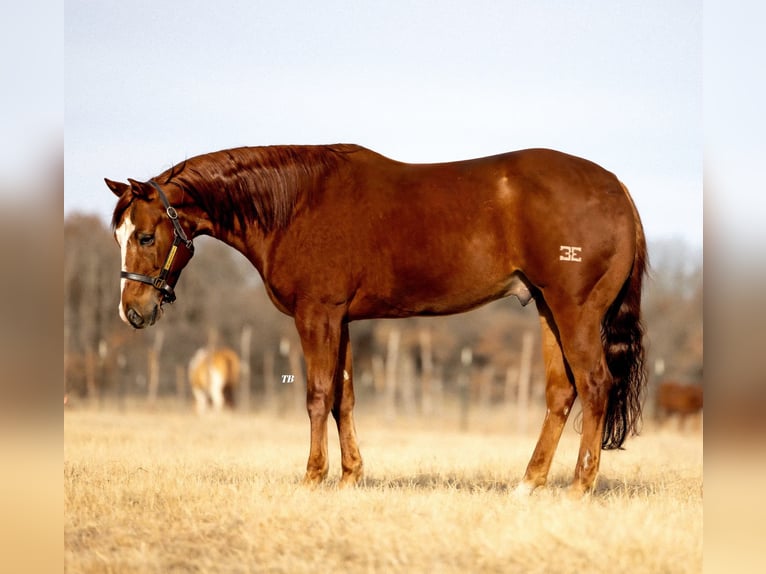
top-left (601, 183), bottom-right (648, 450)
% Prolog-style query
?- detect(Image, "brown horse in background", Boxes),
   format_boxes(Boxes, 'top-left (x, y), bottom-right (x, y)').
top-left (655, 380), bottom-right (703, 431)
top-left (188, 347), bottom-right (240, 415)
top-left (106, 144), bottom-right (647, 497)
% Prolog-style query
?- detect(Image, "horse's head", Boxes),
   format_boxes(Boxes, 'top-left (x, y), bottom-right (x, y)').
top-left (105, 178), bottom-right (194, 329)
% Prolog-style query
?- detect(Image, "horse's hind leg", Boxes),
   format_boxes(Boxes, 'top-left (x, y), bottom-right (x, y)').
top-left (549, 301), bottom-right (614, 498)
top-left (192, 387), bottom-right (207, 415)
top-left (208, 368), bottom-right (226, 412)
top-left (515, 300), bottom-right (576, 496)
top-left (332, 323), bottom-right (364, 486)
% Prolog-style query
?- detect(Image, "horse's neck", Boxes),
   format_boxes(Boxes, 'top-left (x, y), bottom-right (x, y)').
top-left (182, 146), bottom-right (328, 272)
top-left (205, 218), bottom-right (270, 274)
top-left (182, 192), bottom-right (269, 276)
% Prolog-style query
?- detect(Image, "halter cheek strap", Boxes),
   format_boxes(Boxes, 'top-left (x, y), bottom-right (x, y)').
top-left (119, 180), bottom-right (195, 303)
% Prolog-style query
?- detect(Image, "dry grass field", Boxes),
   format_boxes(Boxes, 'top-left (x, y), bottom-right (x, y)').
top-left (64, 401), bottom-right (702, 573)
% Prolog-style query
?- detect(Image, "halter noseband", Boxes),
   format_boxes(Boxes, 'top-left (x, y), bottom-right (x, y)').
top-left (120, 180), bottom-right (194, 303)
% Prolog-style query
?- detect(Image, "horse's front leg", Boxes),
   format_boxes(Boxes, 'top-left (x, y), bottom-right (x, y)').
top-left (294, 304), bottom-right (345, 485)
top-left (333, 323), bottom-right (363, 486)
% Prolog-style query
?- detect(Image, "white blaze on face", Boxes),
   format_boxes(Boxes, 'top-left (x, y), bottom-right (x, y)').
top-left (114, 214), bottom-right (135, 322)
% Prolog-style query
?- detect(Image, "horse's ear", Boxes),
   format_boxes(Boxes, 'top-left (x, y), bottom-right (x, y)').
top-left (104, 178), bottom-right (130, 198)
top-left (127, 178), bottom-right (155, 199)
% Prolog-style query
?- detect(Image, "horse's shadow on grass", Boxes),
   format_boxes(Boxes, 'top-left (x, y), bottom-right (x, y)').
top-left (358, 473), bottom-right (512, 494)
top-left (318, 473), bottom-right (659, 499)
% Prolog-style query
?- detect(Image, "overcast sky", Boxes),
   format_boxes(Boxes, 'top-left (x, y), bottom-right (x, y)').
top-left (64, 1), bottom-right (702, 247)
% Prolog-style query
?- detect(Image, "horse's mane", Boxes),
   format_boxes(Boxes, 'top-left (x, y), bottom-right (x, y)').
top-left (112, 144), bottom-right (362, 232)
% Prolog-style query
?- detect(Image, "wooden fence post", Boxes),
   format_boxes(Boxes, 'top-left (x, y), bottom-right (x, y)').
top-left (239, 325), bottom-right (252, 413)
top-left (419, 328), bottom-right (434, 416)
top-left (516, 331), bottom-right (533, 434)
top-left (84, 346), bottom-right (98, 406)
top-left (288, 342), bottom-right (304, 413)
top-left (116, 352), bottom-right (127, 412)
top-left (175, 364), bottom-right (186, 411)
top-left (263, 349), bottom-right (276, 413)
top-left (372, 355), bottom-right (386, 396)
top-left (504, 366), bottom-right (518, 404)
top-left (400, 355), bottom-right (416, 417)
top-left (385, 328), bottom-right (400, 420)
top-left (479, 365), bottom-right (495, 411)
top-left (147, 329), bottom-right (164, 407)
top-left (458, 347), bottom-right (473, 431)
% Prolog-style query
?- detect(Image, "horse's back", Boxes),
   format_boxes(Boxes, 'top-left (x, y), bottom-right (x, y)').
top-left (343, 147), bottom-right (634, 253)
top-left (268, 146), bottom-right (640, 319)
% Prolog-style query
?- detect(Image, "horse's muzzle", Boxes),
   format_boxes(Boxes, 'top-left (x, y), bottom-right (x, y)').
top-left (125, 305), bottom-right (159, 329)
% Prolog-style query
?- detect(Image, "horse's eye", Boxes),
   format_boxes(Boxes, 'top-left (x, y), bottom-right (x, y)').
top-left (138, 234), bottom-right (155, 247)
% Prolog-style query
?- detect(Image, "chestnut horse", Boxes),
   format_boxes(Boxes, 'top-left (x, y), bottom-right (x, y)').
top-left (655, 380), bottom-right (703, 431)
top-left (106, 144), bottom-right (647, 497)
top-left (188, 346), bottom-right (240, 414)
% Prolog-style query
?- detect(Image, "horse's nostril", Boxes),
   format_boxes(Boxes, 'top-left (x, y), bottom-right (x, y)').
top-left (126, 307), bottom-right (145, 329)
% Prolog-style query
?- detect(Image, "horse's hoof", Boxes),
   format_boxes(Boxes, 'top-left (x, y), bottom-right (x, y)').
top-left (566, 485), bottom-right (590, 500)
top-left (301, 473), bottom-right (326, 488)
top-left (339, 471), bottom-right (364, 488)
top-left (512, 481), bottom-right (537, 498)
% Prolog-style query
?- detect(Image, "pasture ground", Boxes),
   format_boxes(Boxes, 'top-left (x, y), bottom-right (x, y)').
top-left (64, 400), bottom-right (702, 573)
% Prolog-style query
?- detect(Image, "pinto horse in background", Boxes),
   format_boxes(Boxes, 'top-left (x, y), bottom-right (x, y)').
top-left (188, 347), bottom-right (240, 415)
top-left (106, 144), bottom-right (647, 497)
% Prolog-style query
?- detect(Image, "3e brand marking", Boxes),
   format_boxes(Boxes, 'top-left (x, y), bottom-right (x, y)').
top-left (559, 245), bottom-right (582, 262)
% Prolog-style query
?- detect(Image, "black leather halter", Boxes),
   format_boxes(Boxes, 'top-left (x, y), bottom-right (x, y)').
top-left (120, 181), bottom-right (194, 303)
